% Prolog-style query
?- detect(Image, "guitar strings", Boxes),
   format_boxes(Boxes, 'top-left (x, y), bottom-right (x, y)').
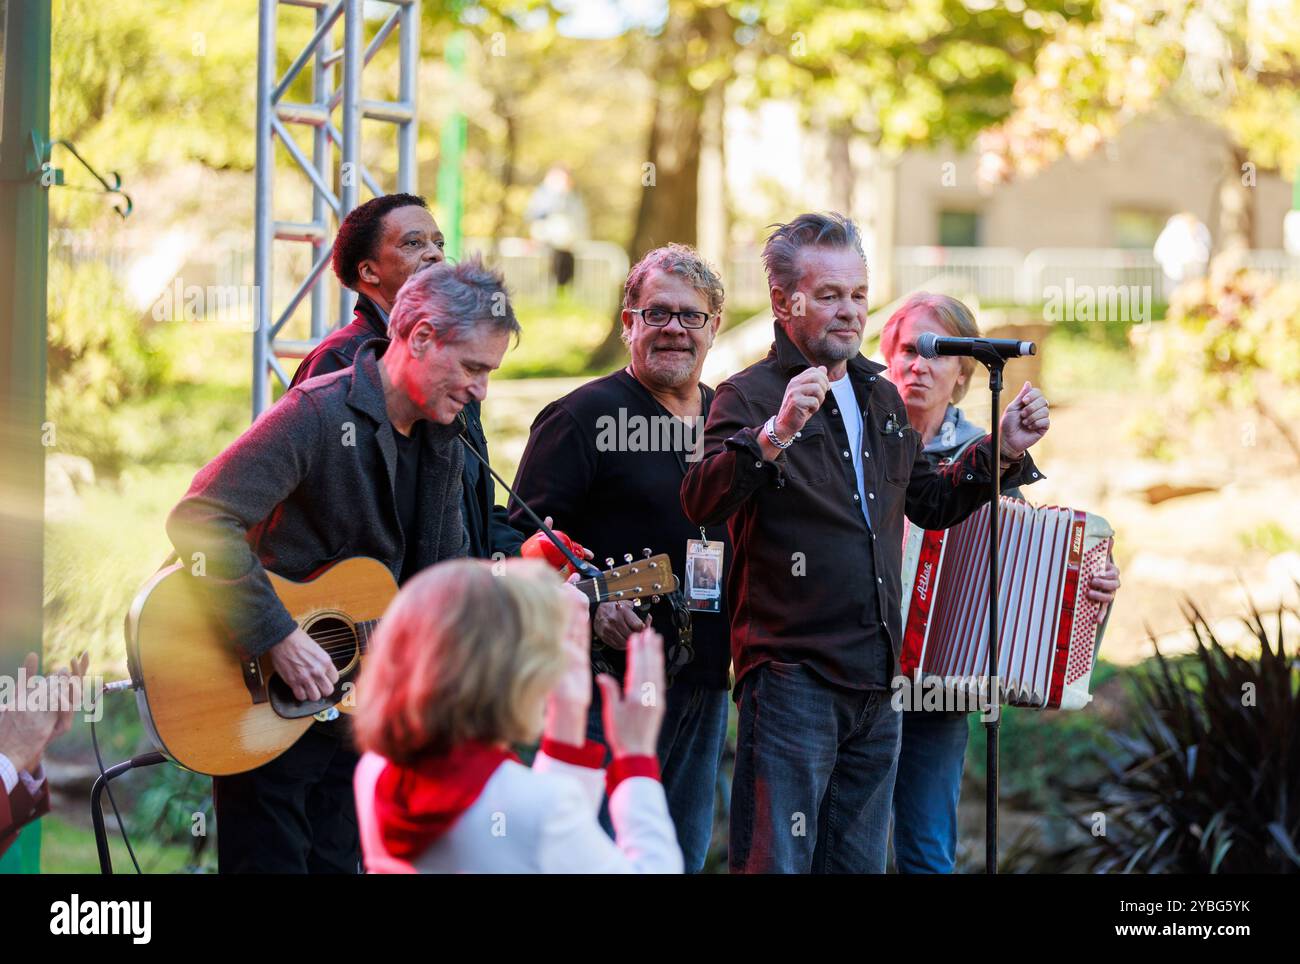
top-left (254, 570), bottom-right (652, 660)
top-left (296, 589), bottom-right (607, 655)
top-left (245, 569), bottom-right (663, 692)
top-left (265, 584), bottom-right (617, 655)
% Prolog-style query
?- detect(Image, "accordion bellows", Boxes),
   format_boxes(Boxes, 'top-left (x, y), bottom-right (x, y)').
top-left (900, 497), bottom-right (1115, 710)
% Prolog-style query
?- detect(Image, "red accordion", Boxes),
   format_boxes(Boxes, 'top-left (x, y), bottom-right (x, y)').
top-left (899, 497), bottom-right (1115, 710)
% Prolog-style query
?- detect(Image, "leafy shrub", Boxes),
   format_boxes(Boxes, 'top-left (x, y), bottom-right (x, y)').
top-left (47, 255), bottom-right (251, 477)
top-left (1139, 255), bottom-right (1300, 465)
top-left (1039, 600), bottom-right (1300, 872)
top-left (47, 257), bottom-right (167, 473)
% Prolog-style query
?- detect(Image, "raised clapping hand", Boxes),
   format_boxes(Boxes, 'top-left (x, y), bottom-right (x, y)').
top-left (543, 577), bottom-right (598, 747)
top-left (999, 381), bottom-right (1050, 459)
top-left (555, 579), bottom-right (596, 706)
top-left (595, 627), bottom-right (667, 759)
top-left (0, 651), bottom-right (89, 774)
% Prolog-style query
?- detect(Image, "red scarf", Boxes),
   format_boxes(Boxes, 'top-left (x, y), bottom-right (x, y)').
top-left (374, 742), bottom-right (519, 859)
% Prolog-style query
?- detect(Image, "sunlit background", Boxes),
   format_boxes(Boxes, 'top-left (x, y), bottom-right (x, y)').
top-left (22, 0), bottom-right (1300, 872)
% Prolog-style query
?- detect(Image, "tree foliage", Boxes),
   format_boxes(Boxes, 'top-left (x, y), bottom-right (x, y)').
top-left (52, 0), bottom-right (265, 175)
top-left (749, 0), bottom-right (1095, 149)
top-left (588, 0), bottom-right (1092, 363)
top-left (1141, 254), bottom-right (1300, 464)
top-left (977, 0), bottom-right (1300, 248)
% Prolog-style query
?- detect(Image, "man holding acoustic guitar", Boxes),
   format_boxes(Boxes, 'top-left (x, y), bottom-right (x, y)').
top-left (165, 256), bottom-right (520, 873)
top-left (288, 192), bottom-right (532, 563)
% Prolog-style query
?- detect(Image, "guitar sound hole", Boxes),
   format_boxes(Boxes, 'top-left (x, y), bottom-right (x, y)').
top-left (307, 616), bottom-right (359, 672)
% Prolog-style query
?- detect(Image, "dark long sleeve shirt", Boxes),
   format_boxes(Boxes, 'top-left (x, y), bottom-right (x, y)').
top-left (510, 369), bottom-right (732, 690)
top-left (680, 323), bottom-right (1043, 692)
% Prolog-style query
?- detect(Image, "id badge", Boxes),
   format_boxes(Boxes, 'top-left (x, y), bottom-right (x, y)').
top-left (685, 536), bottom-right (724, 613)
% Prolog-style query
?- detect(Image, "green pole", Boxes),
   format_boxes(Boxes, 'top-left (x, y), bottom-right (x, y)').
top-left (0, 0), bottom-right (53, 875)
top-left (436, 31), bottom-right (467, 259)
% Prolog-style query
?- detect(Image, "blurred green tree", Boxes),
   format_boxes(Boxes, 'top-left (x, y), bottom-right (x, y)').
top-left (977, 0), bottom-right (1300, 252)
top-left (52, 0), bottom-right (266, 184)
top-left (433, 2), bottom-right (648, 246)
top-left (751, 0), bottom-right (1093, 150)
top-left (586, 0), bottom-right (737, 366)
top-left (588, 0), bottom-right (1094, 365)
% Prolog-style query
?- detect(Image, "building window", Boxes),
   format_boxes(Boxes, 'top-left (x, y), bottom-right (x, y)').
top-left (1113, 209), bottom-right (1167, 249)
top-left (938, 210), bottom-right (981, 247)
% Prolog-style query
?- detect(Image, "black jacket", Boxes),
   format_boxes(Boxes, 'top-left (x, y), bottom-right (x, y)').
top-left (509, 369), bottom-right (732, 690)
top-left (289, 294), bottom-right (524, 560)
top-left (680, 323), bottom-right (1042, 692)
top-left (288, 294), bottom-right (390, 391)
top-left (168, 340), bottom-right (469, 657)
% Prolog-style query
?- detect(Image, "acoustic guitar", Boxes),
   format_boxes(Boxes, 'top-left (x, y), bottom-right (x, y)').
top-left (124, 552), bottom-right (678, 776)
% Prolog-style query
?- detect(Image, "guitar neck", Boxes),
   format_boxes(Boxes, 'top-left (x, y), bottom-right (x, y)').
top-left (351, 576), bottom-right (598, 652)
top-left (574, 571), bottom-right (605, 604)
top-left (575, 555), bottom-right (676, 606)
top-left (354, 555), bottom-right (675, 652)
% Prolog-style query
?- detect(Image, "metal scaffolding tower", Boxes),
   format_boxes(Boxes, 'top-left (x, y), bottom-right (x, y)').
top-left (253, 0), bottom-right (420, 417)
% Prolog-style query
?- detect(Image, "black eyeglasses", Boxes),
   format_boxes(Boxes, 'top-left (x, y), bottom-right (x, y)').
top-left (629, 307), bottom-right (713, 329)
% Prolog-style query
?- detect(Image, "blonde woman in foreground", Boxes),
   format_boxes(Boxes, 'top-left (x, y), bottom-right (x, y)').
top-left (352, 558), bottom-right (683, 873)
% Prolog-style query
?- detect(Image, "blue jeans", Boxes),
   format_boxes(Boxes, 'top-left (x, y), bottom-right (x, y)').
top-left (587, 681), bottom-right (729, 874)
top-left (891, 710), bottom-right (971, 874)
top-left (729, 660), bottom-right (901, 874)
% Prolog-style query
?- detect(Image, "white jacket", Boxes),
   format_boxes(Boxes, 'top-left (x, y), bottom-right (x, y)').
top-left (354, 746), bottom-right (684, 874)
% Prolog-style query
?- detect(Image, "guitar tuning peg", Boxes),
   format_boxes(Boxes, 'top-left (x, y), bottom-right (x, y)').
top-left (624, 553), bottom-right (633, 563)
top-left (643, 548), bottom-right (652, 558)
top-left (652, 594), bottom-right (661, 604)
top-left (605, 557), bottom-right (615, 569)
top-left (632, 598), bottom-right (641, 607)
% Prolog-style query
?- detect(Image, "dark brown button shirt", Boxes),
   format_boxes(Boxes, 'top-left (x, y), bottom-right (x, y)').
top-left (680, 323), bottom-right (1042, 692)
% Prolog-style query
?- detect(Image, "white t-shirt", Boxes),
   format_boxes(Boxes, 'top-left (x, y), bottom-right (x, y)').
top-left (829, 375), bottom-right (870, 528)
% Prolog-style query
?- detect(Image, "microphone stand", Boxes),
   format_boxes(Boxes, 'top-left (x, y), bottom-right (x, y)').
top-left (973, 344), bottom-right (1007, 876)
top-left (455, 416), bottom-right (600, 579)
top-left (921, 333), bottom-right (1036, 873)
top-left (982, 353), bottom-right (1003, 878)
top-left (91, 751), bottom-right (167, 874)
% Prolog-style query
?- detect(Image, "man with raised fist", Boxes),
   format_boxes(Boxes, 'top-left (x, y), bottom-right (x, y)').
top-left (681, 212), bottom-right (1049, 874)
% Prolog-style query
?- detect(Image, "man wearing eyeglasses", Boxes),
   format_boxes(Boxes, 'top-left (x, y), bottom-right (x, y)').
top-left (510, 244), bottom-right (733, 873)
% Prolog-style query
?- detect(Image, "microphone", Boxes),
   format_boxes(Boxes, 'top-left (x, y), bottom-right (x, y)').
top-left (916, 331), bottom-right (1036, 360)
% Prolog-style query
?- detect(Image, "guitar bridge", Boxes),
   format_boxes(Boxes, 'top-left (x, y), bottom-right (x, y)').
top-left (240, 654), bottom-right (268, 705)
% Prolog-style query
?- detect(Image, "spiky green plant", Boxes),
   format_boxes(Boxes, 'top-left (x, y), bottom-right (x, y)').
top-left (1039, 600), bottom-right (1300, 873)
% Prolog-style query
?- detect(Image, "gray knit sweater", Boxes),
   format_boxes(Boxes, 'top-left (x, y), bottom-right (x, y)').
top-left (167, 340), bottom-right (468, 656)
